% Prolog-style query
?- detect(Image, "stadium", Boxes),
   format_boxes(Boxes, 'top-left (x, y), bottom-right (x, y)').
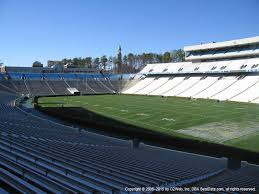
top-left (0, 35), bottom-right (259, 193)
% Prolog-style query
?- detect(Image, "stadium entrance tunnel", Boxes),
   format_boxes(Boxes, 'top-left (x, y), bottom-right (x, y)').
top-left (130, 138), bottom-right (141, 149)
top-left (227, 158), bottom-right (241, 170)
top-left (34, 104), bottom-right (259, 165)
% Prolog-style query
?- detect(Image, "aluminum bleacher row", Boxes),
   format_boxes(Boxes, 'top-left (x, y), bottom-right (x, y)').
top-left (205, 164), bottom-right (259, 193)
top-left (0, 73), bottom-right (130, 96)
top-left (137, 57), bottom-right (259, 74)
top-left (191, 164), bottom-right (259, 194)
top-left (0, 90), bottom-right (228, 193)
top-left (123, 57), bottom-right (259, 103)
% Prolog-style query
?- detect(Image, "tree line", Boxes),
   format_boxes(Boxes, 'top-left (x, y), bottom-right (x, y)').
top-left (55, 49), bottom-right (185, 73)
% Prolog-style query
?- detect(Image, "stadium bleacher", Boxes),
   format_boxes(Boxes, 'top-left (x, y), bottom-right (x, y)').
top-left (0, 90), bottom-right (231, 193)
top-left (0, 73), bottom-right (259, 192)
top-left (0, 74), bottom-right (4, 80)
top-left (124, 57), bottom-right (259, 103)
top-left (195, 164), bottom-right (259, 193)
top-left (0, 73), bottom-right (118, 96)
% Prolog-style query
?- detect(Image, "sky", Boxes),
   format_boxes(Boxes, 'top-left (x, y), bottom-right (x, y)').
top-left (0, 0), bottom-right (259, 67)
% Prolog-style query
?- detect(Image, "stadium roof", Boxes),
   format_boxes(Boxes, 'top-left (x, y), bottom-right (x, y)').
top-left (184, 36), bottom-right (259, 51)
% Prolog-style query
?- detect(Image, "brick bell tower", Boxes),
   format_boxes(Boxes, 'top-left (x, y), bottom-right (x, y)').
top-left (117, 46), bottom-right (122, 73)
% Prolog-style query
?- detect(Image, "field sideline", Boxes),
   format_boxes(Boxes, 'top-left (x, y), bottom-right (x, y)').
top-left (38, 94), bottom-right (259, 152)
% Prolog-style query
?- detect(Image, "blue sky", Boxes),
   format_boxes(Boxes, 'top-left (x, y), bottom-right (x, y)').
top-left (0, 0), bottom-right (258, 66)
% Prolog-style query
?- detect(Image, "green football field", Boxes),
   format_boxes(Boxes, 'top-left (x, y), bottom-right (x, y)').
top-left (38, 94), bottom-right (259, 152)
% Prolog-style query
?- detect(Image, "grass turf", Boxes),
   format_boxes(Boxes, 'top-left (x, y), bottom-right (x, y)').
top-left (38, 94), bottom-right (259, 152)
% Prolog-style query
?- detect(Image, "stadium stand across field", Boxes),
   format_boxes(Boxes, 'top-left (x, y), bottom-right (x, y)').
top-left (0, 73), bottom-right (125, 96)
top-left (0, 36), bottom-right (259, 193)
top-left (123, 36), bottom-right (259, 104)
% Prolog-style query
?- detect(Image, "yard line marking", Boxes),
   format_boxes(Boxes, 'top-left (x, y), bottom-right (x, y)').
top-left (120, 110), bottom-right (128, 112)
top-left (161, 118), bottom-right (176, 122)
top-left (93, 104), bottom-right (100, 107)
top-left (92, 110), bottom-right (170, 131)
top-left (136, 113), bottom-right (149, 116)
top-left (104, 106), bottom-right (113, 109)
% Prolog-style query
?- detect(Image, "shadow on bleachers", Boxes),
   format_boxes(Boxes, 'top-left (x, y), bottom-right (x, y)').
top-left (35, 105), bottom-right (259, 165)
